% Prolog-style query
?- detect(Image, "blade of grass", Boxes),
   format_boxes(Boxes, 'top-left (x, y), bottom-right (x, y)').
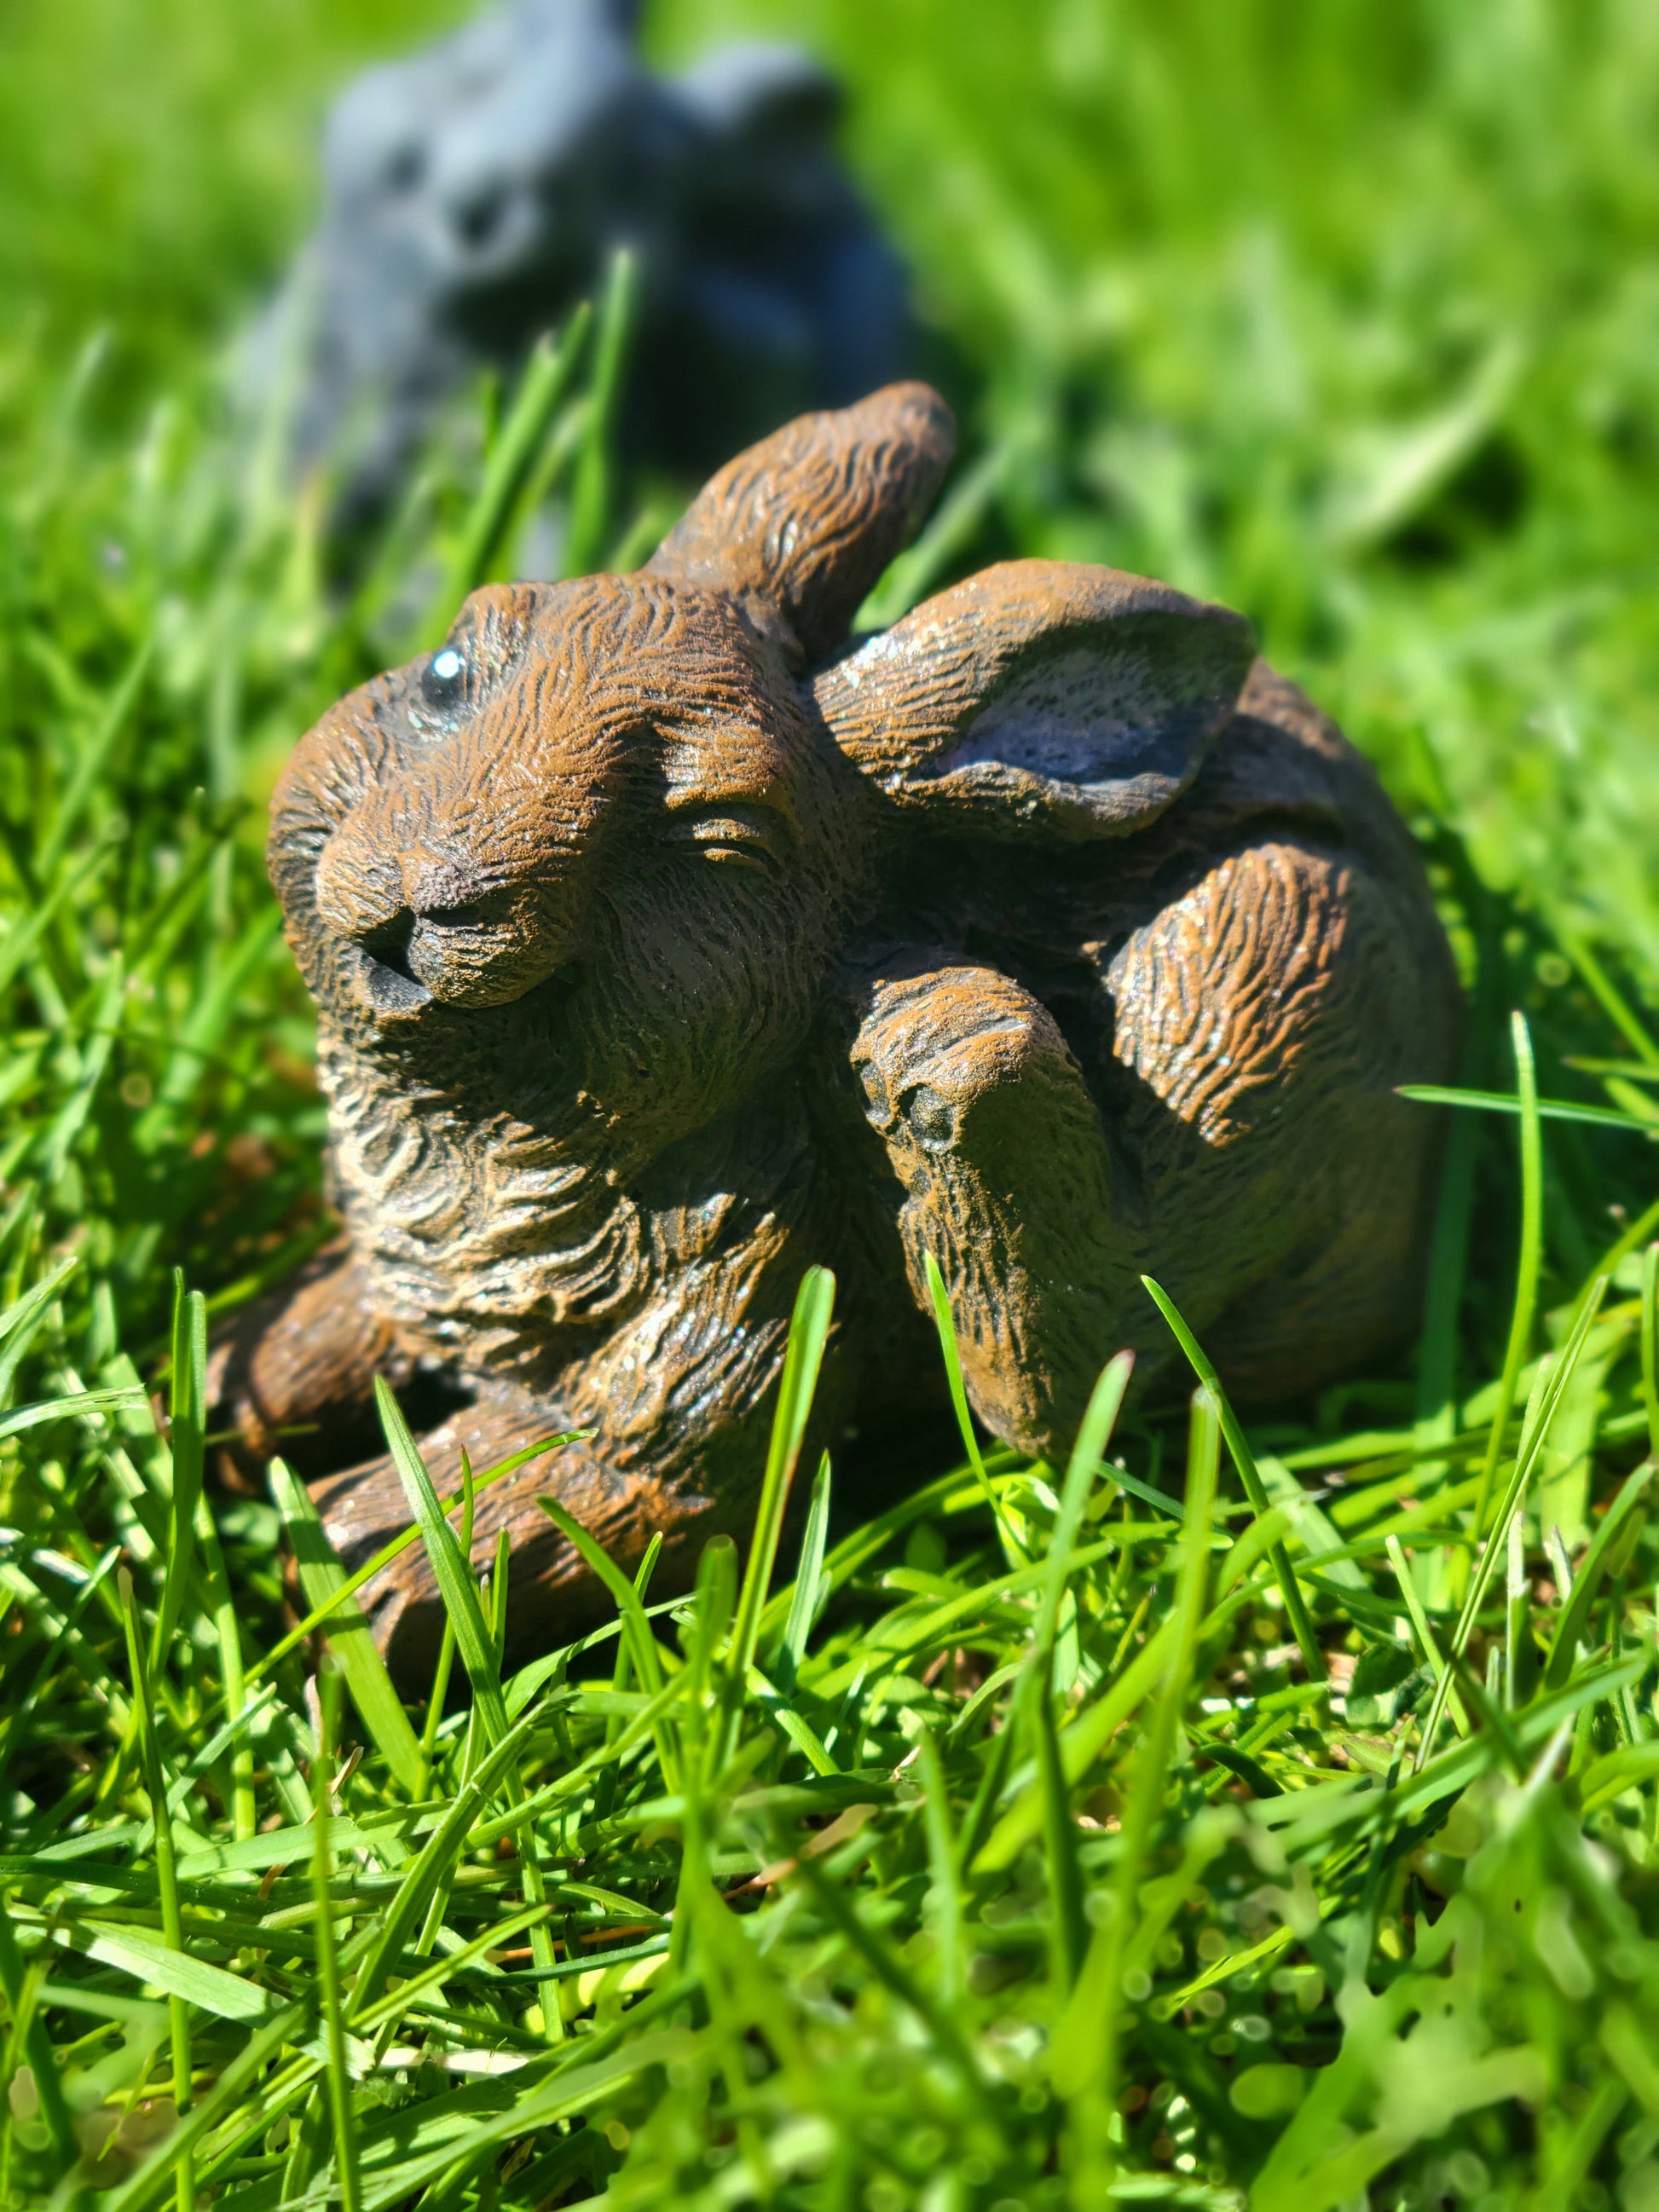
top-left (311, 1667), bottom-right (362, 2212)
top-left (974, 1612), bottom-right (1182, 1872)
top-left (51, 1917), bottom-right (291, 2019)
top-left (535, 1497), bottom-right (665, 1701)
top-left (1384, 1535), bottom-right (1468, 1737)
top-left (562, 248), bottom-right (637, 578)
top-left (1469, 1013), bottom-right (1545, 1542)
top-left (536, 1495), bottom-right (679, 1799)
top-left (349, 1702), bottom-right (545, 2022)
top-left (668, 1551), bottom-right (743, 2014)
top-left (1557, 927), bottom-right (1659, 1068)
top-left (777, 1452), bottom-right (832, 1695)
top-left (0, 1541), bottom-right (118, 1808)
top-left (269, 1456), bottom-right (424, 1799)
top-left (38, 629), bottom-right (153, 880)
top-left (1507, 1512), bottom-right (1529, 1711)
top-left (1418, 1274), bottom-right (1609, 1767)
top-left (429, 309), bottom-right (592, 631)
top-left (1142, 1274), bottom-right (1322, 1677)
top-left (731, 1265), bottom-right (836, 1684)
top-left (671, 1535), bottom-right (737, 1974)
top-left (754, 1453), bottom-right (1021, 1645)
top-left (372, 1387), bottom-right (565, 2030)
top-left (192, 1488), bottom-right (257, 1839)
top-left (0, 842), bottom-right (110, 1003)
top-left (789, 1846), bottom-right (980, 2086)
top-left (415, 1456), bottom-right (475, 1800)
top-left (1026, 1354), bottom-right (1135, 1992)
top-left (373, 1377), bottom-right (510, 1747)
top-left (1412, 990), bottom-right (1487, 1498)
top-left (148, 1274), bottom-right (205, 1679)
top-left (1034, 1352), bottom-right (1134, 1662)
top-left (1397, 1084), bottom-right (1654, 1135)
top-left (916, 1730), bottom-right (963, 2004)
top-left (1031, 1687), bottom-right (1084, 1990)
top-left (855, 433), bottom-right (1026, 629)
top-left (118, 1565), bottom-right (193, 2212)
top-left (1564, 1058), bottom-right (1659, 1083)
top-left (1052, 1386), bottom-right (1222, 2193)
top-left (488, 1522), bottom-right (512, 1667)
top-left (923, 1247), bottom-right (1026, 1563)
top-left (249, 1430), bottom-right (582, 1690)
top-left (136, 1681), bottom-right (280, 1858)
top-left (1533, 2076), bottom-right (1627, 2212)
top-left (0, 1909), bottom-right (74, 2170)
top-left (0, 1252), bottom-right (79, 1407)
top-left (100, 2001), bottom-right (310, 2212)
top-left (1642, 1245), bottom-right (1659, 1458)
top-left (1542, 1456), bottom-right (1656, 1690)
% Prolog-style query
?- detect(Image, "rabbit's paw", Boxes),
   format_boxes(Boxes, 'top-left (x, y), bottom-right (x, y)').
top-left (848, 956), bottom-right (1147, 1458)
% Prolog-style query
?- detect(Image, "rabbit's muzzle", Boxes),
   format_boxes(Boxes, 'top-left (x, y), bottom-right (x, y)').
top-left (314, 830), bottom-right (574, 1015)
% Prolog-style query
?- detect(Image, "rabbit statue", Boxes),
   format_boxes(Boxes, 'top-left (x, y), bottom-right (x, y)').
top-left (217, 381), bottom-right (1459, 1673)
top-left (250, 0), bottom-right (910, 539)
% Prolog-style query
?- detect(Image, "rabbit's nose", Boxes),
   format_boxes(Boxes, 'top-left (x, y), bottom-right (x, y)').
top-left (315, 823), bottom-right (483, 947)
top-left (400, 852), bottom-right (485, 918)
top-left (447, 180), bottom-right (512, 251)
top-left (436, 160), bottom-right (540, 270)
top-left (315, 831), bottom-right (405, 947)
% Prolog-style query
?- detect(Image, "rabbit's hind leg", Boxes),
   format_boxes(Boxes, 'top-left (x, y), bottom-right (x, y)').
top-left (1104, 830), bottom-right (1448, 1405)
top-left (312, 1207), bottom-right (828, 1681)
top-left (207, 1241), bottom-right (405, 1481)
top-left (307, 1380), bottom-right (598, 1684)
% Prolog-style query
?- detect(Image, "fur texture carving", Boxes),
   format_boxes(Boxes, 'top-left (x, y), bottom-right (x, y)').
top-left (219, 380), bottom-right (1459, 1673)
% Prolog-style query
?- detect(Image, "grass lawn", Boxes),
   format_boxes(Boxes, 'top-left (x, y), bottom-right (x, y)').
top-left (3, 1), bottom-right (1659, 2204)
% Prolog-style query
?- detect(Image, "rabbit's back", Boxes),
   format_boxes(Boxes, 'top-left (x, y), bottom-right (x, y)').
top-left (855, 659), bottom-right (1458, 1402)
top-left (873, 659), bottom-right (1452, 1101)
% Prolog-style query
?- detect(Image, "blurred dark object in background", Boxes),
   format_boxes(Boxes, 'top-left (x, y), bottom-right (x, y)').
top-left (248, 0), bottom-right (913, 540)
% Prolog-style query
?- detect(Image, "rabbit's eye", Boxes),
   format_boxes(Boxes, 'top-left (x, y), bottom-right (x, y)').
top-left (419, 648), bottom-right (467, 713)
top-left (662, 806), bottom-right (785, 872)
top-left (384, 143), bottom-right (425, 195)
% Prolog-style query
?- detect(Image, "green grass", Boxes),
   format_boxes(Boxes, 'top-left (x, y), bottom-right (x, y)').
top-left (3, 1), bottom-right (1659, 2205)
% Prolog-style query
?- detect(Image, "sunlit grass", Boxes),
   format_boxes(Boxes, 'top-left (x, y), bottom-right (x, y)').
top-left (3, 2), bottom-right (1659, 2204)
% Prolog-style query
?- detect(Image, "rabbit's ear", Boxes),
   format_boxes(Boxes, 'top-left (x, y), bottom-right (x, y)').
top-left (645, 383), bottom-right (954, 666)
top-left (812, 560), bottom-right (1255, 840)
top-left (673, 42), bottom-right (842, 143)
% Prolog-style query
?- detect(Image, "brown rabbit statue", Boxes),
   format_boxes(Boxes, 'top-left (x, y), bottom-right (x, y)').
top-left (214, 381), bottom-right (1459, 1675)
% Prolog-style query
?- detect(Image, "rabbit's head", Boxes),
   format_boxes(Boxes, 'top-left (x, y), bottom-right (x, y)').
top-left (270, 380), bottom-right (1255, 1135)
top-left (320, 0), bottom-right (655, 304)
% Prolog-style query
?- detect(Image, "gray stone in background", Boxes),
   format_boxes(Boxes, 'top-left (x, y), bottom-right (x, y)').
top-left (255, 0), bottom-right (912, 536)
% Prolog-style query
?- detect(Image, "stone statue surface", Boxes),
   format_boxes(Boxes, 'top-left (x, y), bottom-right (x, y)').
top-left (217, 382), bottom-right (1459, 1672)
top-left (255, 0), bottom-right (910, 532)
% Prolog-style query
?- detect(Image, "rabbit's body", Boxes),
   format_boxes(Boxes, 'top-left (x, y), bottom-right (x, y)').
top-left (219, 384), bottom-right (1457, 1672)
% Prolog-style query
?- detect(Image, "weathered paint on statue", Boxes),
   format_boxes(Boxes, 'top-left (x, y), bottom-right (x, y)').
top-left (217, 382), bottom-right (1459, 1673)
